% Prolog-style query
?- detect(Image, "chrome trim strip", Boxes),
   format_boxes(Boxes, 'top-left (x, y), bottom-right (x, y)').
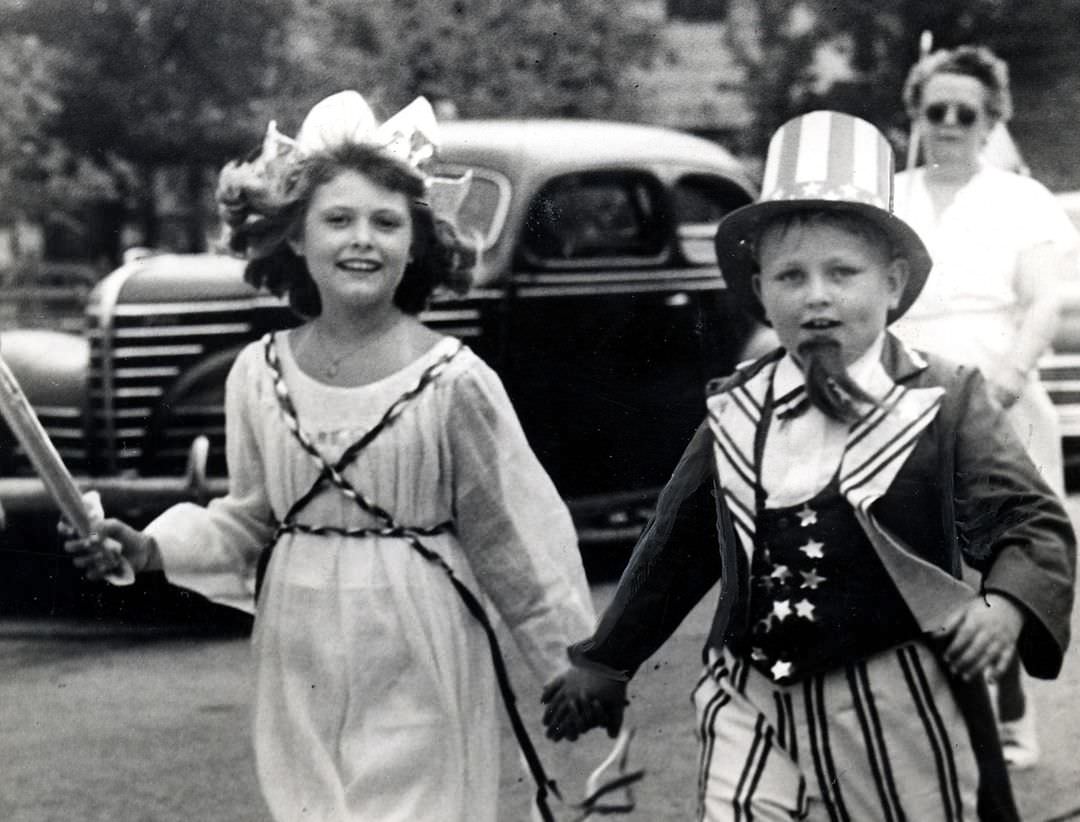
top-left (513, 267), bottom-right (723, 285)
top-left (27, 406), bottom-right (83, 419)
top-left (115, 426), bottom-right (149, 439)
top-left (90, 264), bottom-right (145, 472)
top-left (108, 387), bottom-right (164, 399)
top-left (112, 345), bottom-right (205, 358)
top-left (38, 427), bottom-right (84, 439)
top-left (105, 294), bottom-right (288, 317)
top-left (418, 308), bottom-right (482, 322)
top-left (91, 407), bottom-right (159, 420)
top-left (512, 279), bottom-right (725, 298)
top-left (112, 322), bottom-right (252, 338)
top-left (113, 366), bottom-right (182, 379)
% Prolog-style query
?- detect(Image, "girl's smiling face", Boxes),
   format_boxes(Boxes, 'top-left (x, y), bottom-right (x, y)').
top-left (753, 218), bottom-right (907, 366)
top-left (290, 169), bottom-right (414, 317)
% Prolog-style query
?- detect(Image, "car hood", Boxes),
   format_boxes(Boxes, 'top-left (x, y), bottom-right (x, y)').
top-left (92, 253), bottom-right (254, 306)
top-left (0, 329), bottom-right (88, 408)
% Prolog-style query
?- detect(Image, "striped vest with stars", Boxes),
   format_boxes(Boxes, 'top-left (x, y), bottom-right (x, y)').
top-left (704, 343), bottom-right (978, 658)
top-left (732, 483), bottom-right (920, 684)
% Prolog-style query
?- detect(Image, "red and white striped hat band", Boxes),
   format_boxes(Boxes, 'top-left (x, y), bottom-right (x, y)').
top-left (760, 110), bottom-right (895, 212)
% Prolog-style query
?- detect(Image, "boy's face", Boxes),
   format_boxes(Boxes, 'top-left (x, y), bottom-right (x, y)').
top-left (752, 219), bottom-right (907, 366)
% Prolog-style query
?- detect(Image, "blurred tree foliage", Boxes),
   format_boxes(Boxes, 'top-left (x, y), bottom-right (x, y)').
top-left (358, 0), bottom-right (657, 119)
top-left (724, 0), bottom-right (1080, 187)
top-left (0, 0), bottom-right (297, 257)
top-left (0, 0), bottom-right (656, 262)
top-left (0, 33), bottom-right (119, 228)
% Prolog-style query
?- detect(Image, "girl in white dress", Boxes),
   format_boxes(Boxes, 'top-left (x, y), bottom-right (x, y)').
top-left (63, 92), bottom-right (594, 822)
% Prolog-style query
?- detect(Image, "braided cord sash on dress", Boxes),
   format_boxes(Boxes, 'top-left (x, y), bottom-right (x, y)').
top-left (258, 332), bottom-right (562, 822)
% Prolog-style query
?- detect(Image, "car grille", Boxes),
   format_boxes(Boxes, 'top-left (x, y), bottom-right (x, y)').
top-left (84, 296), bottom-right (486, 480)
top-left (86, 298), bottom-right (296, 477)
top-left (0, 402), bottom-right (88, 477)
top-left (1040, 352), bottom-right (1080, 438)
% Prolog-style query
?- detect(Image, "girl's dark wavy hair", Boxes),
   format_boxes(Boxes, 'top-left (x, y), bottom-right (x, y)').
top-left (215, 142), bottom-right (474, 317)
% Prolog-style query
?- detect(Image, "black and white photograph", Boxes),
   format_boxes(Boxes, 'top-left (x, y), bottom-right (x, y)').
top-left (1, 1), bottom-right (1079, 819)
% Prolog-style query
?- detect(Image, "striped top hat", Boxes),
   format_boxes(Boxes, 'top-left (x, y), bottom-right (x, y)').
top-left (714, 110), bottom-right (931, 324)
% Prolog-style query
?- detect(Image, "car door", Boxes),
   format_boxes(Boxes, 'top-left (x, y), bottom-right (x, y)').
top-left (501, 169), bottom-right (753, 540)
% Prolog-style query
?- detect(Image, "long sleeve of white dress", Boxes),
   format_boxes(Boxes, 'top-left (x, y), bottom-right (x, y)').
top-left (442, 360), bottom-right (596, 682)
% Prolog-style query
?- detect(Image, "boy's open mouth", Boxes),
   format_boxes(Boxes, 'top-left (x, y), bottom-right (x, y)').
top-left (801, 319), bottom-right (841, 330)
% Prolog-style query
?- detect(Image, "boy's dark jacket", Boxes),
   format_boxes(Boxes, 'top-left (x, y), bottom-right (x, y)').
top-left (573, 333), bottom-right (1074, 678)
top-left (571, 333), bottom-right (1075, 820)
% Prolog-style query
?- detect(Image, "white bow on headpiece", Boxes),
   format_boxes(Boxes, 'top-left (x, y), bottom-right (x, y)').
top-left (288, 91), bottom-right (475, 242)
top-left (292, 90), bottom-right (438, 168)
top-left (225, 90), bottom-right (475, 250)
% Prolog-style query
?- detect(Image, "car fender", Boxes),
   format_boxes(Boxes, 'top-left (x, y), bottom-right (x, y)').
top-left (0, 328), bottom-right (88, 409)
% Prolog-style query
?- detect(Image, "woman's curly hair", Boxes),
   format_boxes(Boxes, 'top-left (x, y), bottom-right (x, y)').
top-left (216, 141), bottom-right (475, 317)
top-left (902, 45), bottom-right (1013, 125)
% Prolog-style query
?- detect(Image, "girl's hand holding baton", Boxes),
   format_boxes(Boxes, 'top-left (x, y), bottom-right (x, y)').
top-left (59, 493), bottom-right (160, 583)
top-left (0, 343), bottom-right (142, 584)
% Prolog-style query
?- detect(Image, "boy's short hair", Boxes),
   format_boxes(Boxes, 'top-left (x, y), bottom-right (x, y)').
top-left (753, 209), bottom-right (901, 265)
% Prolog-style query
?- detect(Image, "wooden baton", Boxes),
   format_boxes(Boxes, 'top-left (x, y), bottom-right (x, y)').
top-left (0, 351), bottom-right (133, 583)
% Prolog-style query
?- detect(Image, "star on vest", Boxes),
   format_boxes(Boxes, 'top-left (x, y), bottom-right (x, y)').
top-left (713, 110), bottom-right (931, 326)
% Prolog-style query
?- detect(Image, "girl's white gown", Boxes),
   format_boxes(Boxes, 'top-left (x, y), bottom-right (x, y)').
top-left (146, 334), bottom-right (595, 821)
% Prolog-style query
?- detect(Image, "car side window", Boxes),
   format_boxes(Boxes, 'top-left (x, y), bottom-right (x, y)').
top-left (430, 166), bottom-right (510, 251)
top-left (673, 174), bottom-right (754, 265)
top-left (519, 171), bottom-right (666, 267)
top-left (454, 175), bottom-right (502, 242)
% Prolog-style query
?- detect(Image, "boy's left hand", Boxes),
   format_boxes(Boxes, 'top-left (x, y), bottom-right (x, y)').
top-left (936, 593), bottom-right (1024, 682)
top-left (988, 365), bottom-right (1026, 410)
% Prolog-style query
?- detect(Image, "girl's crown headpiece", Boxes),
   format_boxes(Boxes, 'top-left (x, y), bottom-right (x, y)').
top-left (219, 90), bottom-right (472, 244)
top-left (288, 90), bottom-right (438, 168)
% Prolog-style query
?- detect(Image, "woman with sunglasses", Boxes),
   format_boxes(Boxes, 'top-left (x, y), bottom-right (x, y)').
top-left (893, 44), bottom-right (1079, 771)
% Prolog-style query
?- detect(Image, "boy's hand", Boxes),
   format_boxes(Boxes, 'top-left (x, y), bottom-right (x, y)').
top-left (936, 593), bottom-right (1024, 682)
top-left (989, 365), bottom-right (1026, 410)
top-left (541, 664), bottom-right (628, 742)
top-left (60, 512), bottom-right (158, 582)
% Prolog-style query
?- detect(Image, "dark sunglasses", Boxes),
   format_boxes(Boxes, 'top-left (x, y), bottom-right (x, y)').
top-left (923, 102), bottom-right (979, 127)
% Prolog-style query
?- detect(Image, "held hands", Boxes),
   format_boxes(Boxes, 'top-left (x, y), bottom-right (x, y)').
top-left (935, 592), bottom-right (1025, 682)
top-left (59, 492), bottom-right (159, 582)
top-left (541, 663), bottom-right (628, 742)
top-left (989, 365), bottom-right (1027, 410)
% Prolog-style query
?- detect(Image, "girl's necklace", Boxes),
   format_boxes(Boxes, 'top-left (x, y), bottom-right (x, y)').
top-left (308, 324), bottom-right (363, 379)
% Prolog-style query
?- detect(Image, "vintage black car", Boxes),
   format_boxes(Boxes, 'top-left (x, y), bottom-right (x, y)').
top-left (0, 119), bottom-right (759, 582)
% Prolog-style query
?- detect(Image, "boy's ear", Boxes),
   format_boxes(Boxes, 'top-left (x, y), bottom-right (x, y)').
top-left (288, 236), bottom-right (304, 257)
top-left (886, 257), bottom-right (910, 311)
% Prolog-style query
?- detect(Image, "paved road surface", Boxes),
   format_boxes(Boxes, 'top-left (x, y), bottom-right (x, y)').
top-left (1, 501), bottom-right (1079, 821)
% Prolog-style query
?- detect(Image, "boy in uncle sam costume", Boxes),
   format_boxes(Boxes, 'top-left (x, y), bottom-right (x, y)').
top-left (541, 111), bottom-right (1075, 821)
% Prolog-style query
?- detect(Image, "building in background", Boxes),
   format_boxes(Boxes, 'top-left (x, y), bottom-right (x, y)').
top-left (630, 1), bottom-right (751, 150)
